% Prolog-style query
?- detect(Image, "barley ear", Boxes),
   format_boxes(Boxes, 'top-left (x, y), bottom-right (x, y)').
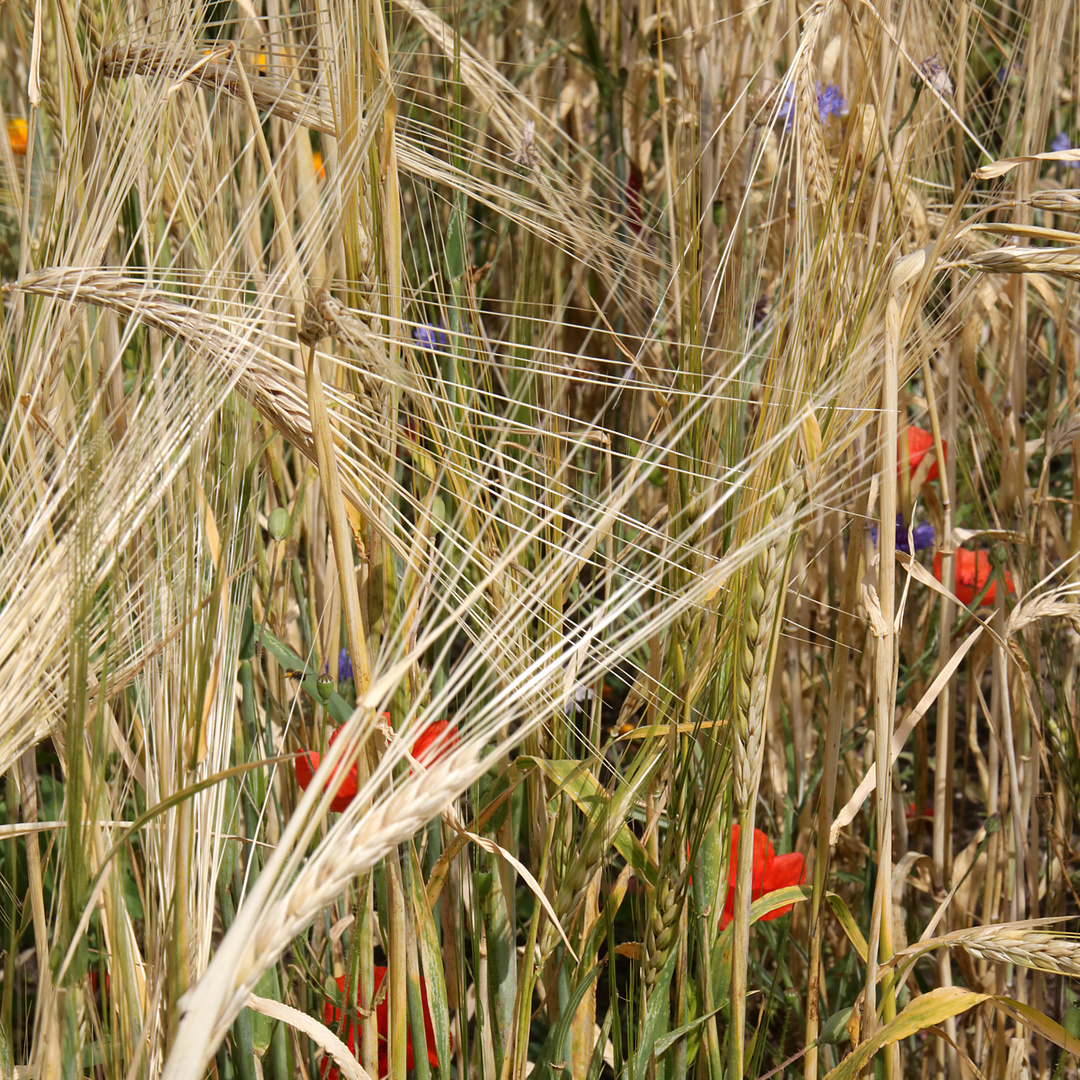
top-left (729, 465), bottom-right (802, 1080)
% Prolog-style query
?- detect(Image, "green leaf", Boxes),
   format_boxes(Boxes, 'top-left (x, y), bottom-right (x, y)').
top-left (575, 1), bottom-right (613, 97)
top-left (531, 961), bottom-right (603, 1080)
top-left (652, 1005), bottom-right (723, 1057)
top-left (991, 996), bottom-right (1080, 1056)
top-left (823, 988), bottom-right (991, 1080)
top-left (826, 892), bottom-right (869, 963)
top-left (710, 885), bottom-right (810, 1003)
top-left (524, 758), bottom-right (657, 889)
top-left (408, 844), bottom-right (453, 1076)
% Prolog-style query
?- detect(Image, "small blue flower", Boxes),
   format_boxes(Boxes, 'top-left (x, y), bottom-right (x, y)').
top-left (778, 85), bottom-right (795, 132)
top-left (871, 514), bottom-right (935, 555)
top-left (1050, 132), bottom-right (1080, 171)
top-left (413, 323), bottom-right (449, 352)
top-left (777, 81), bottom-right (846, 133)
top-left (338, 647), bottom-right (353, 682)
top-left (907, 520), bottom-right (936, 553)
top-left (997, 61), bottom-right (1022, 85)
top-left (817, 83), bottom-right (847, 124)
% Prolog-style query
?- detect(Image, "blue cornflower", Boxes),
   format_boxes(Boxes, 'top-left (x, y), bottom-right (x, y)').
top-left (778, 85), bottom-right (795, 132)
top-left (997, 61), bottom-right (1022, 85)
top-left (413, 323), bottom-right (449, 352)
top-left (777, 81), bottom-right (846, 133)
top-left (871, 514), bottom-right (935, 555)
top-left (338, 647), bottom-right (353, 682)
top-left (817, 83), bottom-right (847, 123)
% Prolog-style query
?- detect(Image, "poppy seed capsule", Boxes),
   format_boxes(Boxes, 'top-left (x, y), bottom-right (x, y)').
top-left (316, 674), bottom-right (334, 701)
top-left (268, 507), bottom-right (290, 540)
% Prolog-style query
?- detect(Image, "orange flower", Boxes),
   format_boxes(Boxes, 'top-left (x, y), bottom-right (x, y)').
top-left (7, 118), bottom-right (27, 156)
top-left (932, 548), bottom-right (1014, 607)
top-left (322, 965), bottom-right (441, 1080)
top-left (312, 150), bottom-right (326, 182)
top-left (719, 825), bottom-right (805, 930)
top-left (899, 427), bottom-right (944, 482)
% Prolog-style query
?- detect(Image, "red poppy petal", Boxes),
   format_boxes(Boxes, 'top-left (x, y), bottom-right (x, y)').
top-left (763, 851), bottom-right (806, 892)
top-left (412, 720), bottom-right (459, 767)
top-left (729, 825), bottom-right (775, 888)
top-left (723, 825), bottom-right (778, 921)
top-left (934, 551), bottom-right (975, 606)
top-left (750, 829), bottom-right (774, 897)
top-left (935, 550), bottom-right (1012, 607)
top-left (326, 964), bottom-right (445, 1077)
top-left (296, 729), bottom-right (361, 811)
top-left (719, 895), bottom-right (735, 930)
top-left (295, 750), bottom-right (320, 791)
top-left (329, 769), bottom-right (359, 812)
top-left (757, 851), bottom-right (804, 920)
top-left (898, 427), bottom-right (944, 482)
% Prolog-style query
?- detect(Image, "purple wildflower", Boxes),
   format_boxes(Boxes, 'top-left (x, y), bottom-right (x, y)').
top-left (777, 81), bottom-right (846, 133)
top-left (338, 647), bottom-right (353, 682)
top-left (413, 323), bottom-right (449, 352)
top-left (871, 514), bottom-right (935, 555)
top-left (777, 85), bottom-right (795, 132)
top-left (817, 83), bottom-right (847, 123)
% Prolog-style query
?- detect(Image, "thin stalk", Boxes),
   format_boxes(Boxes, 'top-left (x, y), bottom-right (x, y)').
top-left (805, 438), bottom-right (876, 1080)
top-left (387, 855), bottom-right (408, 1080)
top-left (863, 295), bottom-right (900, 1078)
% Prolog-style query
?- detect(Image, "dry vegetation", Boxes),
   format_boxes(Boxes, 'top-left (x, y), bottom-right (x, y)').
top-left (3, 0), bottom-right (1080, 1077)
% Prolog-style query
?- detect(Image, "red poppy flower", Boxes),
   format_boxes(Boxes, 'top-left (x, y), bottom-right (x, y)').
top-left (322, 965), bottom-right (441, 1080)
top-left (297, 718), bottom-right (459, 809)
top-left (899, 427), bottom-right (945, 482)
top-left (294, 725), bottom-right (361, 812)
top-left (719, 825), bottom-right (805, 930)
top-left (411, 720), bottom-right (458, 768)
top-left (932, 549), bottom-right (1014, 607)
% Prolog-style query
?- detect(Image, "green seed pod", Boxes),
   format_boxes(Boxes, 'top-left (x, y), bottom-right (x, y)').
top-left (268, 507), bottom-right (291, 540)
top-left (316, 674), bottom-right (334, 701)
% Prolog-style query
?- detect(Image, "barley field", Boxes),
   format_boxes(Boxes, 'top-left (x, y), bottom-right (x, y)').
top-left (1, 0), bottom-right (1080, 1076)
